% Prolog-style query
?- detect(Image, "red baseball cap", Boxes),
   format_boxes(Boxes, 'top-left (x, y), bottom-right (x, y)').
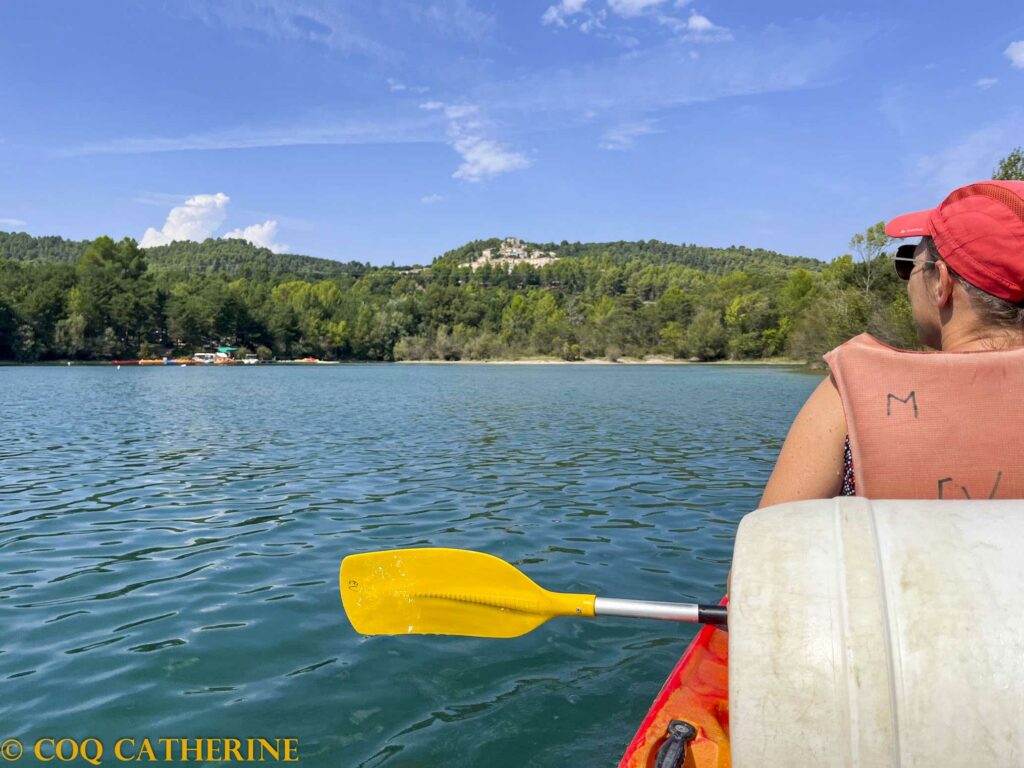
top-left (886, 180), bottom-right (1024, 303)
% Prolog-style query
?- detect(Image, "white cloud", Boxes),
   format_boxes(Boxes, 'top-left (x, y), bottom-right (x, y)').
top-left (452, 136), bottom-right (530, 181)
top-left (657, 10), bottom-right (731, 41)
top-left (1006, 41), bottom-right (1024, 69)
top-left (608, 0), bottom-right (665, 17)
top-left (599, 119), bottom-right (661, 149)
top-left (141, 193), bottom-right (289, 251)
top-left (420, 193), bottom-right (445, 204)
top-left (222, 220), bottom-right (289, 253)
top-left (140, 193), bottom-right (230, 248)
top-left (387, 77), bottom-right (407, 92)
top-left (0, 217), bottom-right (27, 228)
top-left (443, 104), bottom-right (480, 120)
top-left (687, 11), bottom-right (713, 31)
top-left (542, 0), bottom-right (588, 26)
top-left (976, 78), bottom-right (998, 90)
top-left (578, 12), bottom-right (606, 34)
top-left (416, 100), bottom-right (528, 180)
top-left (427, 101), bottom-right (529, 181)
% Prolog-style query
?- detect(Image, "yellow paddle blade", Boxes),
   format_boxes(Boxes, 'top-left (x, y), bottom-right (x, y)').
top-left (340, 548), bottom-right (596, 639)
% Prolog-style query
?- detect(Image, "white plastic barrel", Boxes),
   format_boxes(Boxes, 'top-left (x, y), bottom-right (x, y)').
top-left (729, 497), bottom-right (1024, 767)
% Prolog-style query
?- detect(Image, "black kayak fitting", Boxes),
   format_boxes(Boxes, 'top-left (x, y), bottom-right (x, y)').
top-left (653, 720), bottom-right (698, 768)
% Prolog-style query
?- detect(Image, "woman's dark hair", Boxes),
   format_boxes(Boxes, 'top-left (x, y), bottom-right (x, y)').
top-left (923, 236), bottom-right (1024, 333)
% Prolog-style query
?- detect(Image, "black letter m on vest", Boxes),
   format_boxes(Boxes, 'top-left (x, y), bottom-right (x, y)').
top-left (886, 390), bottom-right (918, 418)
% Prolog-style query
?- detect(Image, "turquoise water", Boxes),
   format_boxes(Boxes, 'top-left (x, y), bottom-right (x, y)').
top-left (0, 364), bottom-right (817, 767)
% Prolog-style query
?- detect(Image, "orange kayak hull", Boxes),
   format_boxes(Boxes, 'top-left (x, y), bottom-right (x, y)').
top-left (619, 598), bottom-right (729, 768)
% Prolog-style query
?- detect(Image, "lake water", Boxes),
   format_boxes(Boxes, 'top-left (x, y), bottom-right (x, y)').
top-left (0, 364), bottom-right (818, 767)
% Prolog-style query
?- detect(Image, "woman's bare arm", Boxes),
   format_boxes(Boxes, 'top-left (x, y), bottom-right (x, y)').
top-left (759, 376), bottom-right (848, 507)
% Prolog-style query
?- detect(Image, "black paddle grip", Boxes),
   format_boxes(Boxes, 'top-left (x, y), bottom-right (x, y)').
top-left (697, 605), bottom-right (728, 627)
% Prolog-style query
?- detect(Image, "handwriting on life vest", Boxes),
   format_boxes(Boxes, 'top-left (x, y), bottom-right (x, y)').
top-left (937, 471), bottom-right (1003, 500)
top-left (886, 391), bottom-right (918, 418)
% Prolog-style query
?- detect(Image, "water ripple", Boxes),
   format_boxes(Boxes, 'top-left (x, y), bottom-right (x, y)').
top-left (0, 363), bottom-right (818, 765)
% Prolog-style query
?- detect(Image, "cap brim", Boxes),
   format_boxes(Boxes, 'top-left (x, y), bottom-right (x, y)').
top-left (886, 209), bottom-right (933, 238)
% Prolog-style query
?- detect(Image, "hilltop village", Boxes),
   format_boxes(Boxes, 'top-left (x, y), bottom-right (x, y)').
top-left (461, 237), bottom-right (559, 270)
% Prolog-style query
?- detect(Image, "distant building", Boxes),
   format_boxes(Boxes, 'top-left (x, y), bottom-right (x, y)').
top-left (462, 236), bottom-right (559, 271)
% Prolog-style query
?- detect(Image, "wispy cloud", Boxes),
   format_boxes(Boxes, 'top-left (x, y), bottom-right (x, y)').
top-left (135, 191), bottom-right (202, 207)
top-left (420, 193), bottom-right (445, 204)
top-left (976, 77), bottom-right (998, 90)
top-left (599, 119), bottom-right (661, 149)
top-left (607, 0), bottom-right (665, 17)
top-left (60, 112), bottom-right (445, 156)
top-left (421, 101), bottom-right (531, 181)
top-left (654, 9), bottom-right (731, 41)
top-left (543, 0), bottom-right (728, 42)
top-left (452, 136), bottom-right (530, 181)
top-left (0, 217), bottom-right (27, 228)
top-left (415, 0), bottom-right (496, 40)
top-left (67, 14), bottom-right (858, 190)
top-left (912, 111), bottom-right (1024, 195)
top-left (176, 0), bottom-right (394, 60)
top-left (541, 0), bottom-right (588, 27)
top-left (485, 18), bottom-right (861, 119)
top-left (387, 77), bottom-right (407, 92)
top-left (223, 220), bottom-right (289, 253)
top-left (1006, 41), bottom-right (1024, 69)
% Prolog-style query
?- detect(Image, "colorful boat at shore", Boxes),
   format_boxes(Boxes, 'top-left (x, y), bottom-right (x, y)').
top-left (111, 358), bottom-right (199, 365)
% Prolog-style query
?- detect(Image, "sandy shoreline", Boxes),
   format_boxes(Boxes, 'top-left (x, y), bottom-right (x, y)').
top-left (396, 356), bottom-right (806, 366)
top-left (4, 357), bottom-right (809, 367)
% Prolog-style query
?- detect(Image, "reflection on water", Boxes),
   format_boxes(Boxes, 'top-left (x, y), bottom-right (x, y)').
top-left (0, 364), bottom-right (817, 767)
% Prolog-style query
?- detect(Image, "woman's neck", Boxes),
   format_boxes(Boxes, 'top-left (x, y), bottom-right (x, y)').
top-left (939, 326), bottom-right (1024, 352)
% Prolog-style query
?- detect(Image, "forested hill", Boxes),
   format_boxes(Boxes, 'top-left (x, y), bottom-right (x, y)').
top-left (435, 237), bottom-right (822, 274)
top-left (1, 230), bottom-right (819, 277)
top-left (0, 227), bottom-right (917, 365)
top-left (0, 231), bottom-right (368, 280)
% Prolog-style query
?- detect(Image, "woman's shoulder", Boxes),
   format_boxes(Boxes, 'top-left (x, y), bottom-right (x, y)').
top-left (759, 375), bottom-right (846, 507)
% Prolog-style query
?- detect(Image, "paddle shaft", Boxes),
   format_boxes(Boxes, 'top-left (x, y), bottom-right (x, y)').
top-left (594, 597), bottom-right (728, 627)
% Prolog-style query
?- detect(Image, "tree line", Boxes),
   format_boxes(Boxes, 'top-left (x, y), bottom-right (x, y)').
top-left (2, 149), bottom-right (1019, 364)
top-left (0, 233), bottom-right (911, 363)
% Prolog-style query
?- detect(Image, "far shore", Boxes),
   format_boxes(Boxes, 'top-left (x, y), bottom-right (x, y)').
top-left (397, 356), bottom-right (806, 366)
top-left (2, 356), bottom-right (811, 367)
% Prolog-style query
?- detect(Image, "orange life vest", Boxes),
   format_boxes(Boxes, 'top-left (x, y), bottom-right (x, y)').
top-left (824, 333), bottom-right (1024, 499)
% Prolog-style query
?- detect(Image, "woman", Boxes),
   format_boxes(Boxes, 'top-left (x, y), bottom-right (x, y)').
top-left (761, 180), bottom-right (1024, 506)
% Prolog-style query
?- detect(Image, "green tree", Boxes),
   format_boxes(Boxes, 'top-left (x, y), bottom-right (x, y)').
top-left (500, 293), bottom-right (532, 348)
top-left (685, 307), bottom-right (727, 360)
top-left (994, 148), bottom-right (1024, 181)
top-left (76, 237), bottom-right (156, 356)
top-left (849, 222), bottom-right (892, 295)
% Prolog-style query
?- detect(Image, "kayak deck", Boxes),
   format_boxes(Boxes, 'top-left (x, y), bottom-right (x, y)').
top-left (619, 598), bottom-right (729, 768)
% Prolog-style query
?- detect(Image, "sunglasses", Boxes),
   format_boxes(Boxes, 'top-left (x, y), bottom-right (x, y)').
top-left (892, 244), bottom-right (931, 280)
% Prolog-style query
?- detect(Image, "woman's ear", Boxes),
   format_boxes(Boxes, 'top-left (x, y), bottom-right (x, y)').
top-left (933, 260), bottom-right (956, 307)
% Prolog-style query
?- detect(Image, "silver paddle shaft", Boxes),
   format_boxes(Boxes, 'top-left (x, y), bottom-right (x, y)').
top-left (593, 597), bottom-right (727, 626)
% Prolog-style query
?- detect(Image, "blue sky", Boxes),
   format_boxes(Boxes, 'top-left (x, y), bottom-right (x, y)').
top-left (1, 1), bottom-right (1022, 266)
